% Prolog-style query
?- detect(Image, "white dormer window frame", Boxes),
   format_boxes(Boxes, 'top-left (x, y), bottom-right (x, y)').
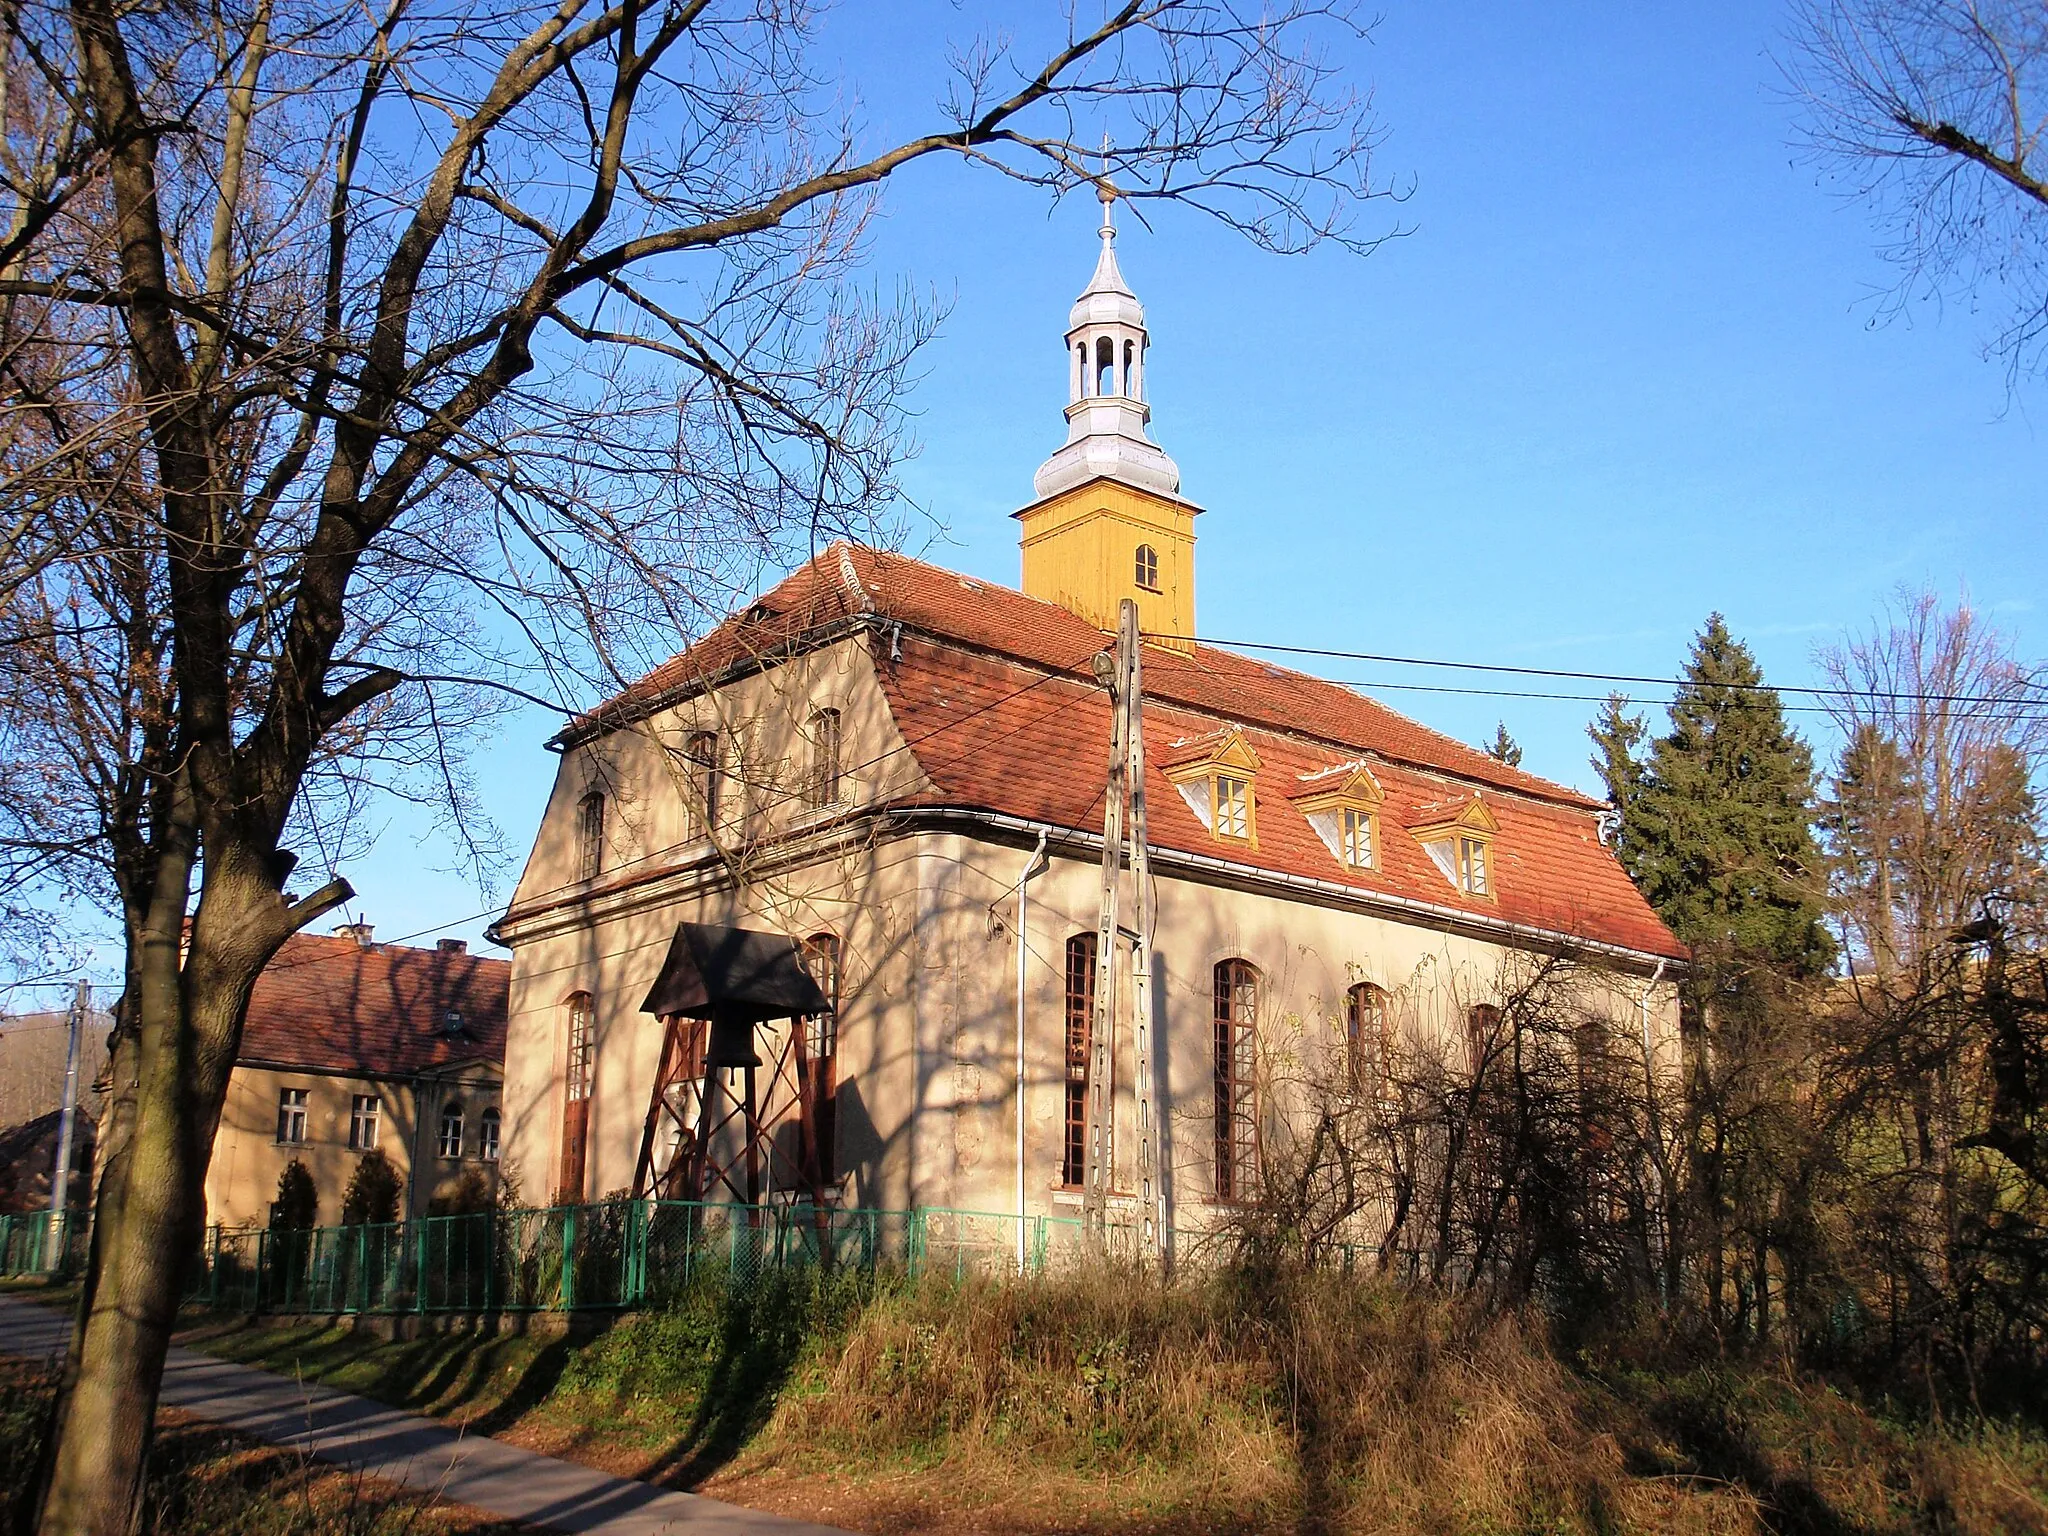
top-left (1164, 728), bottom-right (1262, 848)
top-left (1294, 761), bottom-right (1383, 874)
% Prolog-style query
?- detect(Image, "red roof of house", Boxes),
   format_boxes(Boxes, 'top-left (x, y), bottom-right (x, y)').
top-left (564, 545), bottom-right (1684, 962)
top-left (239, 933), bottom-right (509, 1078)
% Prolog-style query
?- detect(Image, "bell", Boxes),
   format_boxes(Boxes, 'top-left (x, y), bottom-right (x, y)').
top-left (706, 1009), bottom-right (761, 1069)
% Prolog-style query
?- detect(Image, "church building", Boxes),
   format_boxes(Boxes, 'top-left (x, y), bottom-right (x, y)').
top-left (491, 196), bottom-right (1684, 1240)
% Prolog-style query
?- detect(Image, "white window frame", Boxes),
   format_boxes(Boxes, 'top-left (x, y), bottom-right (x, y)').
top-left (438, 1104), bottom-right (465, 1160)
top-left (348, 1093), bottom-right (381, 1150)
top-left (276, 1087), bottom-right (308, 1145)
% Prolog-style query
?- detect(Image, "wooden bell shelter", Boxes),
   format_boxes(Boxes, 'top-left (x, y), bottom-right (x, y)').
top-left (630, 922), bottom-right (833, 1207)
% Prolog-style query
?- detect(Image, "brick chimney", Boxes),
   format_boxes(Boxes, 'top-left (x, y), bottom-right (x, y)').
top-left (333, 920), bottom-right (374, 948)
top-left (436, 938), bottom-right (467, 954)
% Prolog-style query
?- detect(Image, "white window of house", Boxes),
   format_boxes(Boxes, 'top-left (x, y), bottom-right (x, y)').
top-left (1214, 774), bottom-right (1250, 840)
top-left (1458, 836), bottom-right (1489, 896)
top-left (276, 1087), bottom-right (308, 1145)
top-left (349, 1094), bottom-right (381, 1150)
top-left (479, 1106), bottom-right (501, 1162)
top-left (439, 1103), bottom-right (465, 1160)
top-left (1340, 806), bottom-right (1375, 868)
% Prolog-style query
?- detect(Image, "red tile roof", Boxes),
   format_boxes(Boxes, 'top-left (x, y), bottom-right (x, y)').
top-left (239, 934), bottom-right (509, 1078)
top-left (568, 545), bottom-right (1684, 962)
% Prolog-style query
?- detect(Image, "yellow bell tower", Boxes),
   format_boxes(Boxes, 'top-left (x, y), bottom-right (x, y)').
top-left (1014, 186), bottom-right (1199, 653)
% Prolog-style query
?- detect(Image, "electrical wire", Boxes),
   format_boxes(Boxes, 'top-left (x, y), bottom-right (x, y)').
top-left (1176, 633), bottom-right (2048, 711)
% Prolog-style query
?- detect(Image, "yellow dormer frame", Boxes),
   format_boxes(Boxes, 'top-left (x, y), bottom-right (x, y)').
top-left (1164, 728), bottom-right (1262, 846)
top-left (1409, 796), bottom-right (1500, 900)
top-left (1294, 762), bottom-right (1384, 872)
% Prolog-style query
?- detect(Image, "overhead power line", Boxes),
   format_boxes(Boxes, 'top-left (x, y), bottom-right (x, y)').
top-left (1180, 634), bottom-right (2048, 711)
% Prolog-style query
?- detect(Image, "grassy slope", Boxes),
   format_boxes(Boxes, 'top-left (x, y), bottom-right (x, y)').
top-left (178, 1269), bottom-right (2048, 1536)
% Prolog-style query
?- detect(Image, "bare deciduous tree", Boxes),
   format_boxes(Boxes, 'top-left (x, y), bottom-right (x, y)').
top-left (1787, 0), bottom-right (2048, 378)
top-left (0, 1), bottom-right (1393, 1528)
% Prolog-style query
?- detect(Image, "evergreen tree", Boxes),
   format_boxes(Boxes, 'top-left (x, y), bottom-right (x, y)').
top-left (1590, 617), bottom-right (1833, 976)
top-left (341, 1150), bottom-right (404, 1227)
top-left (1589, 693), bottom-right (1648, 880)
top-left (1484, 723), bottom-right (1524, 767)
top-left (270, 1160), bottom-right (318, 1230)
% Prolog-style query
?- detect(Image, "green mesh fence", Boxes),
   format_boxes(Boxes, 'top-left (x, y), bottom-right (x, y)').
top-left (181, 1200), bottom-right (1156, 1316)
top-left (0, 1210), bottom-right (87, 1277)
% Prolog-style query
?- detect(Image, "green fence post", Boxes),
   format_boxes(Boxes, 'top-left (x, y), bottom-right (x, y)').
top-left (414, 1220), bottom-right (428, 1314)
top-left (560, 1206), bottom-right (577, 1311)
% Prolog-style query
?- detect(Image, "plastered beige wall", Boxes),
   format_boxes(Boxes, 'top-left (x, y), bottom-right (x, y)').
top-left (206, 1063), bottom-right (503, 1230)
top-left (498, 636), bottom-right (1681, 1229)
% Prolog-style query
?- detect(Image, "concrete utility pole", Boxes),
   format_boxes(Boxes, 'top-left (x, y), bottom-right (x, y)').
top-left (48, 979), bottom-right (86, 1262)
top-left (1127, 616), bottom-right (1161, 1265)
top-left (1082, 604), bottom-right (1131, 1241)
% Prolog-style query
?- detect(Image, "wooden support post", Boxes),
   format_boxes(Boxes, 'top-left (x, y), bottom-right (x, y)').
top-left (1082, 601), bottom-right (1135, 1241)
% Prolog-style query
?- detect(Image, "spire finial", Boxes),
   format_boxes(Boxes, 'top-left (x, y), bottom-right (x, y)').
top-left (1097, 132), bottom-right (1116, 243)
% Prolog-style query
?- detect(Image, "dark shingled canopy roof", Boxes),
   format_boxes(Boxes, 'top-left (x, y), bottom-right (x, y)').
top-left (638, 923), bottom-right (830, 1022)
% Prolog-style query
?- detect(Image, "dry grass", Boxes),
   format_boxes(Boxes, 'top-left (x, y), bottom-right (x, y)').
top-left (179, 1267), bottom-right (2048, 1536)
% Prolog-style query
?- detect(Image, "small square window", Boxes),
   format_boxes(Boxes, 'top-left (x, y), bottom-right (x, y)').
top-left (1340, 806), bottom-right (1375, 868)
top-left (349, 1094), bottom-right (380, 1150)
top-left (1214, 775), bottom-right (1251, 839)
top-left (276, 1088), bottom-right (308, 1145)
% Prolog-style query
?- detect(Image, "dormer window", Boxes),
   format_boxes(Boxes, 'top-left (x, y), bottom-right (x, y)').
top-left (1215, 774), bottom-right (1250, 838)
top-left (1164, 727), bottom-right (1261, 847)
top-left (1294, 761), bottom-right (1383, 873)
top-left (1135, 544), bottom-right (1160, 592)
top-left (1454, 837), bottom-right (1488, 896)
top-left (1410, 795), bottom-right (1500, 900)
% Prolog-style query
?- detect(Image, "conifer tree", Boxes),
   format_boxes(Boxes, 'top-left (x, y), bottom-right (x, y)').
top-left (1484, 723), bottom-right (1524, 767)
top-left (1589, 617), bottom-right (1833, 976)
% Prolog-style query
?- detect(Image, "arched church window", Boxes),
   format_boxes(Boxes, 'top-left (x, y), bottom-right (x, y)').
top-left (1134, 544), bottom-right (1159, 592)
top-left (1076, 341), bottom-right (1089, 397)
top-left (1095, 336), bottom-right (1115, 396)
top-left (1062, 934), bottom-right (1097, 1187)
top-left (577, 791), bottom-right (604, 882)
top-left (1213, 959), bottom-right (1260, 1200)
top-left (1123, 339), bottom-right (1136, 397)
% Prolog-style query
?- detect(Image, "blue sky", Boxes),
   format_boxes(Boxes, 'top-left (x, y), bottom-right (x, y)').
top-left (249, 3), bottom-right (2048, 959)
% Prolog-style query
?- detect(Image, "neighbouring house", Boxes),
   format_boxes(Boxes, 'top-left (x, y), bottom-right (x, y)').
top-left (489, 200), bottom-right (1686, 1243)
top-left (0, 1005), bottom-right (111, 1215)
top-left (202, 927), bottom-right (510, 1231)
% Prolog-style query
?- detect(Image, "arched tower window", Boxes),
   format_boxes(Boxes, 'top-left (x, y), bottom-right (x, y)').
top-left (1213, 959), bottom-right (1259, 1199)
top-left (686, 731), bottom-right (721, 837)
top-left (1345, 982), bottom-right (1390, 1091)
top-left (1123, 338), bottom-right (1136, 396)
top-left (799, 933), bottom-right (842, 1184)
top-left (806, 708), bottom-right (842, 807)
top-left (1134, 544), bottom-right (1160, 592)
top-left (1062, 934), bottom-right (1098, 1187)
top-left (1095, 335), bottom-right (1115, 396)
top-left (559, 993), bottom-right (594, 1202)
top-left (1466, 1003), bottom-right (1502, 1076)
top-left (577, 791), bottom-right (605, 882)
top-left (1075, 341), bottom-right (1089, 398)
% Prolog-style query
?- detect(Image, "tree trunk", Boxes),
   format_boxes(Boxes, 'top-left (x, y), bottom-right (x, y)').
top-left (37, 857), bottom-right (338, 1536)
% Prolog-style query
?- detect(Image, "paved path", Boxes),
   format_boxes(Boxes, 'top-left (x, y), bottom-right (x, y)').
top-left (0, 1296), bottom-right (852, 1536)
